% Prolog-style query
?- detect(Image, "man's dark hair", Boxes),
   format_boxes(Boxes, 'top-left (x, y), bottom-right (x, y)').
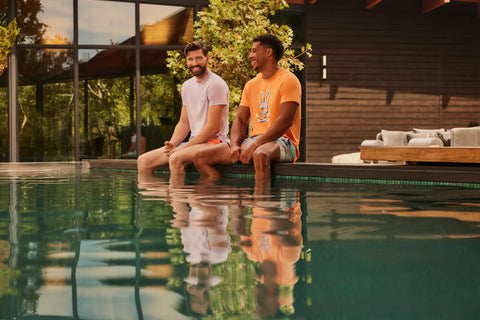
top-left (253, 33), bottom-right (285, 61)
top-left (184, 41), bottom-right (209, 57)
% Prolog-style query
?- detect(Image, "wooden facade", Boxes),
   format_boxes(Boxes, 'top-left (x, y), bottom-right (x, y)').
top-left (304, 0), bottom-right (480, 162)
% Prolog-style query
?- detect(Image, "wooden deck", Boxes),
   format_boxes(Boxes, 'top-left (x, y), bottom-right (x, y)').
top-left (82, 159), bottom-right (480, 184)
top-left (360, 146), bottom-right (480, 164)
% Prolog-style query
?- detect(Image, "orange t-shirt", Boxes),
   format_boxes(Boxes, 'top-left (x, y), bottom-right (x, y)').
top-left (240, 205), bottom-right (303, 287)
top-left (240, 68), bottom-right (302, 160)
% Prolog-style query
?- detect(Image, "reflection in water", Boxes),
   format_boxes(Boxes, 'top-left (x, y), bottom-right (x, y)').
top-left (139, 174), bottom-right (303, 318)
top-left (170, 195), bottom-right (231, 317)
top-left (1, 165), bottom-right (480, 319)
top-left (230, 190), bottom-right (302, 317)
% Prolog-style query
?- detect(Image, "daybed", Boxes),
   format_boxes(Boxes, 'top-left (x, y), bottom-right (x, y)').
top-left (360, 126), bottom-right (480, 164)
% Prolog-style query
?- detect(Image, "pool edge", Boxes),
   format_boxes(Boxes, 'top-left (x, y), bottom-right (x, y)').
top-left (81, 159), bottom-right (480, 186)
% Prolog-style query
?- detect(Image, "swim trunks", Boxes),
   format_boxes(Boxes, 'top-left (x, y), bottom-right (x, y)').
top-left (240, 135), bottom-right (296, 162)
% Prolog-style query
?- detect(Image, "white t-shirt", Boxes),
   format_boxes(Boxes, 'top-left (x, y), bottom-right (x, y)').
top-left (181, 206), bottom-right (231, 265)
top-left (181, 71), bottom-right (230, 143)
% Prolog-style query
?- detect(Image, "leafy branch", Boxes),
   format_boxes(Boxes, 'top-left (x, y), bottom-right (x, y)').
top-left (0, 18), bottom-right (20, 75)
top-left (166, 0), bottom-right (312, 119)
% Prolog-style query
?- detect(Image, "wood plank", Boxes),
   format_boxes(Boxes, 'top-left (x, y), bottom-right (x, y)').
top-left (304, 0), bottom-right (480, 163)
top-left (360, 146), bottom-right (480, 163)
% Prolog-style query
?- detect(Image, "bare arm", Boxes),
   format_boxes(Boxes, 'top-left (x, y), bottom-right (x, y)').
top-left (177, 104), bottom-right (226, 149)
top-left (230, 106), bottom-right (251, 162)
top-left (239, 101), bottom-right (299, 163)
top-left (230, 106), bottom-right (251, 147)
top-left (249, 101), bottom-right (299, 148)
top-left (165, 106), bottom-right (190, 150)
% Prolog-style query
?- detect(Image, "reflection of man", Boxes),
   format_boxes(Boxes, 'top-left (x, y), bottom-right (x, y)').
top-left (231, 190), bottom-right (303, 317)
top-left (137, 41), bottom-right (230, 176)
top-left (194, 33), bottom-right (302, 184)
top-left (170, 199), bottom-right (231, 317)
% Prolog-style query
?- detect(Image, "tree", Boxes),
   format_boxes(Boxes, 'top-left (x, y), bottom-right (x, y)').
top-left (166, 0), bottom-right (312, 119)
top-left (0, 15), bottom-right (19, 76)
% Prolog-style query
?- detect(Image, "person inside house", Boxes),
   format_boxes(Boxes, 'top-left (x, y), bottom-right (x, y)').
top-left (136, 41), bottom-right (230, 176)
top-left (193, 33), bottom-right (302, 185)
top-left (121, 129), bottom-right (146, 158)
top-left (106, 121), bottom-right (122, 158)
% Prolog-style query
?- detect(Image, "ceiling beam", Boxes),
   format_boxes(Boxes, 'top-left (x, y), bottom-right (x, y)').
top-left (366, 0), bottom-right (384, 9)
top-left (423, 0), bottom-right (450, 13)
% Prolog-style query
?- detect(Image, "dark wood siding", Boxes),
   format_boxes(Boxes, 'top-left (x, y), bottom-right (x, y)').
top-left (305, 0), bottom-right (480, 162)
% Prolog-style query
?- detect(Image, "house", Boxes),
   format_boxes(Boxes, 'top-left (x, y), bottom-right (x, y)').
top-left (1, 0), bottom-right (480, 163)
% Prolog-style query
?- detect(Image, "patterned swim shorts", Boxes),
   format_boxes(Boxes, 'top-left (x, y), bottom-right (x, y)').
top-left (240, 135), bottom-right (297, 162)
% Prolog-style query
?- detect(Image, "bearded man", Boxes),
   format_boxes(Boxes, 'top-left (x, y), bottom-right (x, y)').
top-left (137, 41), bottom-right (230, 176)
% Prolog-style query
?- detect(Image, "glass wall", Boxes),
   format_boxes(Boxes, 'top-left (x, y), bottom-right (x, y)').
top-left (4, 0), bottom-right (305, 161)
top-left (138, 4), bottom-right (193, 155)
top-left (79, 0), bottom-right (134, 45)
top-left (9, 0), bottom-right (195, 161)
top-left (78, 49), bottom-right (136, 159)
top-left (17, 0), bottom-right (73, 45)
top-left (17, 48), bottom-right (74, 161)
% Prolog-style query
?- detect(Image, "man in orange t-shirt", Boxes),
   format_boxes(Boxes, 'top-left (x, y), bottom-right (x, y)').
top-left (194, 33), bottom-right (302, 184)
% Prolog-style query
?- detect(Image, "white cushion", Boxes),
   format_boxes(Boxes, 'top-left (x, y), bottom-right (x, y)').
top-left (451, 127), bottom-right (480, 146)
top-left (360, 139), bottom-right (384, 147)
top-left (380, 130), bottom-right (408, 146)
top-left (407, 137), bottom-right (444, 147)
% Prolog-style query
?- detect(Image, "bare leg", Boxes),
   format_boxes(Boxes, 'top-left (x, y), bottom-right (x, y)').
top-left (137, 173), bottom-right (170, 198)
top-left (168, 143), bottom-right (215, 176)
top-left (252, 142), bottom-right (281, 184)
top-left (137, 147), bottom-right (169, 175)
top-left (194, 143), bottom-right (232, 180)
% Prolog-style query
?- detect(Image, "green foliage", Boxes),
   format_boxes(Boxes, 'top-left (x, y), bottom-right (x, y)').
top-left (18, 82), bottom-right (75, 161)
top-left (140, 74), bottom-right (178, 126)
top-left (166, 0), bottom-right (312, 119)
top-left (0, 18), bottom-right (20, 75)
top-left (0, 241), bottom-right (21, 298)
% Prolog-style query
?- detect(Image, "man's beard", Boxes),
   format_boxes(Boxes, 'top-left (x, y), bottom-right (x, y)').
top-left (189, 64), bottom-right (207, 77)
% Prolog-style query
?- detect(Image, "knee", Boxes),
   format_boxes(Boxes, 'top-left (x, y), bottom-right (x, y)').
top-left (193, 149), bottom-right (208, 167)
top-left (168, 152), bottom-right (183, 169)
top-left (252, 149), bottom-right (271, 169)
top-left (137, 153), bottom-right (147, 170)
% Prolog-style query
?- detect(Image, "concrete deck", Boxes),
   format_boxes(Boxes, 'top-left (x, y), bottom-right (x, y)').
top-left (81, 159), bottom-right (480, 185)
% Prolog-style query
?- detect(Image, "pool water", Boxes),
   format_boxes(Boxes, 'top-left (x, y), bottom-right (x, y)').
top-left (1, 164), bottom-right (480, 319)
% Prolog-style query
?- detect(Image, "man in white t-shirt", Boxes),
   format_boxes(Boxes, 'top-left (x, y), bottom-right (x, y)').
top-left (137, 41), bottom-right (230, 176)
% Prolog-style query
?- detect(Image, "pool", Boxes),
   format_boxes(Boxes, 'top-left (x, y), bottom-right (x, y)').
top-left (1, 163), bottom-right (480, 319)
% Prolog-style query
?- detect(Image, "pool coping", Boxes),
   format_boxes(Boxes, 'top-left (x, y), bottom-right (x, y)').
top-left (81, 159), bottom-right (480, 185)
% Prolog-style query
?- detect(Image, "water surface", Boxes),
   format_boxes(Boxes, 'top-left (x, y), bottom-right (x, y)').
top-left (0, 164), bottom-right (479, 319)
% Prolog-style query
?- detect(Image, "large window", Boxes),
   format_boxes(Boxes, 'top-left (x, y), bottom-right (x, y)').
top-left (79, 0), bottom-right (134, 45)
top-left (17, 48), bottom-right (74, 161)
top-left (10, 1), bottom-right (194, 161)
top-left (140, 4), bottom-right (193, 45)
top-left (78, 48), bottom-right (136, 159)
top-left (17, 0), bottom-right (73, 45)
